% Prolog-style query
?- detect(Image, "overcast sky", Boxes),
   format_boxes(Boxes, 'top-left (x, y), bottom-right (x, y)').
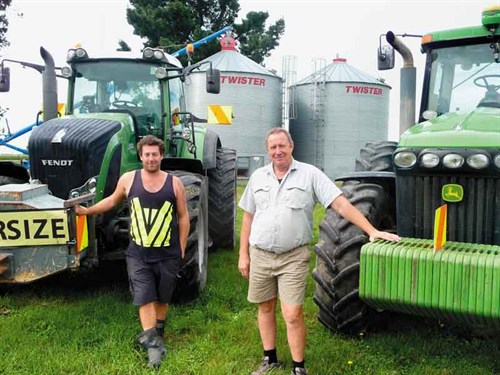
top-left (0, 0), bottom-right (494, 150)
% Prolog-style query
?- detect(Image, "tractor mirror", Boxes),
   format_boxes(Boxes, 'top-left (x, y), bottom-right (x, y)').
top-left (206, 68), bottom-right (220, 94)
top-left (378, 45), bottom-right (395, 71)
top-left (0, 67), bottom-right (10, 92)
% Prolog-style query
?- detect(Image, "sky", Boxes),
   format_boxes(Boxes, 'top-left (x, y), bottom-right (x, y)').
top-left (0, 0), bottom-right (494, 151)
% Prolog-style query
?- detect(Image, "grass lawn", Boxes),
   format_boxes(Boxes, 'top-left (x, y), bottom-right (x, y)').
top-left (0, 183), bottom-right (498, 374)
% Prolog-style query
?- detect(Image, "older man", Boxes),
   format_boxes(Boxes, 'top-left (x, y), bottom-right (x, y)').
top-left (238, 128), bottom-right (400, 375)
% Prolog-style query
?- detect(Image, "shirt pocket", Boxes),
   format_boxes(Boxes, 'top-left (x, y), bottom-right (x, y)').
top-left (254, 186), bottom-right (271, 210)
top-left (284, 184), bottom-right (308, 209)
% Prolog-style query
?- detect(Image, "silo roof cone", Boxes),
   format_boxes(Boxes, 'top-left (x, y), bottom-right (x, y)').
top-left (298, 57), bottom-right (390, 86)
top-left (195, 36), bottom-right (279, 77)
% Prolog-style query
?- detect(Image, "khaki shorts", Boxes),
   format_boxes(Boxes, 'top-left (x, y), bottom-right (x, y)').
top-left (248, 245), bottom-right (311, 305)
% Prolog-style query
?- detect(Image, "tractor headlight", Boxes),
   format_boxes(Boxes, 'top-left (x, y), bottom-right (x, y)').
top-left (420, 153), bottom-right (439, 168)
top-left (443, 154), bottom-right (464, 169)
top-left (143, 48), bottom-right (154, 59)
top-left (75, 48), bottom-right (88, 58)
top-left (494, 154), bottom-right (500, 169)
top-left (143, 48), bottom-right (167, 62)
top-left (61, 66), bottom-right (73, 78)
top-left (466, 154), bottom-right (489, 169)
top-left (154, 50), bottom-right (164, 60)
top-left (67, 49), bottom-right (76, 61)
top-left (67, 48), bottom-right (88, 62)
top-left (394, 151), bottom-right (417, 168)
top-left (155, 67), bottom-right (168, 79)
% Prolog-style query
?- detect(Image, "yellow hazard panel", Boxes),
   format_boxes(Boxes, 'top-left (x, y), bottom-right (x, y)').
top-left (207, 105), bottom-right (233, 125)
top-left (0, 210), bottom-right (69, 247)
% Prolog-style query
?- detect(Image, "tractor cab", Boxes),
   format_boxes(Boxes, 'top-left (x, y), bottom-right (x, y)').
top-left (420, 33), bottom-right (500, 120)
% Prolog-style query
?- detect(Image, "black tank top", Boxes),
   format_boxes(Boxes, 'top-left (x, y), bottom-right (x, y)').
top-left (126, 170), bottom-right (181, 262)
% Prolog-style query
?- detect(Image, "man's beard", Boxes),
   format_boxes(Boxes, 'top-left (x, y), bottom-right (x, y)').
top-left (144, 163), bottom-right (160, 172)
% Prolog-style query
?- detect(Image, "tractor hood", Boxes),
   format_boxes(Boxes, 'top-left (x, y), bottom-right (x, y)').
top-left (399, 107), bottom-right (500, 148)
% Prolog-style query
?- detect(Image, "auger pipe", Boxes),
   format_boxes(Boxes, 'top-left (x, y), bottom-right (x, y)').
top-left (173, 26), bottom-right (233, 57)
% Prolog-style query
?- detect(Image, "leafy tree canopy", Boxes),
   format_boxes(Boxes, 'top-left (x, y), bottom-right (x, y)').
top-left (0, 0), bottom-right (12, 50)
top-left (127, 0), bottom-right (285, 65)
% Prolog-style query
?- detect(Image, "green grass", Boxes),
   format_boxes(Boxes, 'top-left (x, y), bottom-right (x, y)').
top-left (0, 183), bottom-right (498, 374)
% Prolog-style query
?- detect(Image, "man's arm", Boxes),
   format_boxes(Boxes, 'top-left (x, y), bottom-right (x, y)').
top-left (173, 176), bottom-right (189, 259)
top-left (331, 195), bottom-right (400, 242)
top-left (238, 210), bottom-right (254, 280)
top-left (74, 173), bottom-right (129, 216)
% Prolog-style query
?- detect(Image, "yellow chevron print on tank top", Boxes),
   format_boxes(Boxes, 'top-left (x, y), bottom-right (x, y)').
top-left (130, 197), bottom-right (173, 247)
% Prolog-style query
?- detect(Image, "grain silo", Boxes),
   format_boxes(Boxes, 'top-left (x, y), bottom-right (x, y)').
top-left (184, 36), bottom-right (283, 177)
top-left (289, 58), bottom-right (390, 179)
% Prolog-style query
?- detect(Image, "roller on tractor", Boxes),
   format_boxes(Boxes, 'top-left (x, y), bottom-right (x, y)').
top-left (313, 5), bottom-right (500, 333)
top-left (0, 41), bottom-right (237, 300)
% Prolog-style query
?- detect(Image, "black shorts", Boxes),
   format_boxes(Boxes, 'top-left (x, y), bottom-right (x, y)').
top-left (126, 256), bottom-right (181, 306)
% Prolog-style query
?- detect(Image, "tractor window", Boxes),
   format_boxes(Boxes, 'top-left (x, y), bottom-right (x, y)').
top-left (169, 75), bottom-right (184, 126)
top-left (425, 43), bottom-right (499, 115)
top-left (72, 61), bottom-right (163, 138)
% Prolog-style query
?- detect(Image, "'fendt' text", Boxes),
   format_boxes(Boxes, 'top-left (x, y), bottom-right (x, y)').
top-left (41, 159), bottom-right (74, 166)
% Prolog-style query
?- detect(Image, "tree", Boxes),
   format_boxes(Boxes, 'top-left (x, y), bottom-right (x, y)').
top-left (234, 11), bottom-right (285, 64)
top-left (0, 0), bottom-right (12, 49)
top-left (127, 0), bottom-right (285, 65)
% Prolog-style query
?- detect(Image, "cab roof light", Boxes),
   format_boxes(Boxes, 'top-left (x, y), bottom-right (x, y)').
top-left (142, 47), bottom-right (168, 63)
top-left (67, 48), bottom-right (89, 63)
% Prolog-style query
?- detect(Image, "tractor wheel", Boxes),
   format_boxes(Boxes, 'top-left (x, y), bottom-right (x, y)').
top-left (172, 171), bottom-right (209, 302)
top-left (355, 141), bottom-right (397, 172)
top-left (207, 148), bottom-right (237, 250)
top-left (0, 176), bottom-right (25, 186)
top-left (312, 180), bottom-right (396, 334)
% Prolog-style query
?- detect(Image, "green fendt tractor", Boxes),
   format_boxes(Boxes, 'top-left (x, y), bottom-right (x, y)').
top-left (0, 46), bottom-right (236, 299)
top-left (313, 5), bottom-right (500, 333)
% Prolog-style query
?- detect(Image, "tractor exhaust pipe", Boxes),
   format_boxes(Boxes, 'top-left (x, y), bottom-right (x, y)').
top-left (386, 31), bottom-right (416, 135)
top-left (40, 47), bottom-right (58, 122)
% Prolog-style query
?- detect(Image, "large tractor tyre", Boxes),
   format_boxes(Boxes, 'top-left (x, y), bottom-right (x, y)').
top-left (207, 148), bottom-right (237, 250)
top-left (312, 181), bottom-right (396, 334)
top-left (172, 171), bottom-right (209, 302)
top-left (355, 141), bottom-right (397, 172)
top-left (0, 176), bottom-right (25, 186)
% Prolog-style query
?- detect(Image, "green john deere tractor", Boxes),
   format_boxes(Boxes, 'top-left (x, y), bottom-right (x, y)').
top-left (313, 5), bottom-right (500, 333)
top-left (0, 46), bottom-right (236, 300)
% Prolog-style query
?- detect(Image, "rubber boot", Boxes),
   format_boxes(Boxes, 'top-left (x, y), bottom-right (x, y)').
top-left (156, 327), bottom-right (166, 356)
top-left (137, 327), bottom-right (164, 368)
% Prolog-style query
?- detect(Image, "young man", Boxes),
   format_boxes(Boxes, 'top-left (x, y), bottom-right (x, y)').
top-left (75, 135), bottom-right (189, 368)
top-left (238, 128), bottom-right (400, 375)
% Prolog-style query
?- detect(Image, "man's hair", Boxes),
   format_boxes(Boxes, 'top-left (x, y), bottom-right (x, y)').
top-left (265, 127), bottom-right (294, 146)
top-left (137, 135), bottom-right (166, 156)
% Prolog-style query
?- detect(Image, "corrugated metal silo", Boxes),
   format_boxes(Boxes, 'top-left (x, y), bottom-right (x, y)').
top-left (185, 36), bottom-right (283, 177)
top-left (289, 58), bottom-right (391, 179)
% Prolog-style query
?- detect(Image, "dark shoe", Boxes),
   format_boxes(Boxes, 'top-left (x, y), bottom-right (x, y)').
top-left (157, 335), bottom-right (166, 356)
top-left (291, 367), bottom-right (307, 375)
top-left (155, 327), bottom-right (166, 355)
top-left (251, 356), bottom-right (281, 375)
top-left (137, 327), bottom-right (165, 368)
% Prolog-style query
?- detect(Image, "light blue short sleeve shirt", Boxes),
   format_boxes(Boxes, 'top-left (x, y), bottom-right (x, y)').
top-left (239, 159), bottom-right (342, 253)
